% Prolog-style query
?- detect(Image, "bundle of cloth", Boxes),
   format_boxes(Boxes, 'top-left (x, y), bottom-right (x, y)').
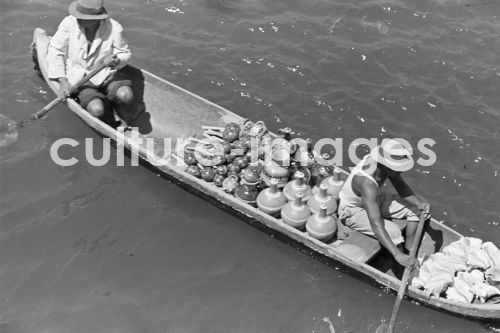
top-left (411, 237), bottom-right (500, 304)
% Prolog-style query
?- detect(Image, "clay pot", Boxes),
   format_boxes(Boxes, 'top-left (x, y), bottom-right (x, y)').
top-left (226, 122), bottom-right (241, 131)
top-left (240, 120), bottom-right (267, 138)
top-left (195, 149), bottom-right (225, 167)
top-left (281, 192), bottom-right (312, 229)
top-left (256, 180), bottom-right (287, 217)
top-left (234, 156), bottom-right (249, 169)
top-left (216, 165), bottom-right (228, 176)
top-left (213, 174), bottom-right (225, 187)
top-left (321, 167), bottom-right (344, 199)
top-left (184, 153), bottom-right (197, 165)
top-left (306, 204), bottom-right (337, 242)
top-left (220, 141), bottom-right (231, 154)
top-left (186, 165), bottom-right (201, 178)
top-left (284, 171), bottom-right (312, 202)
top-left (235, 182), bottom-right (259, 207)
top-left (223, 123), bottom-right (240, 142)
top-left (225, 152), bottom-right (238, 164)
top-left (310, 155), bottom-right (333, 187)
top-left (271, 144), bottom-right (291, 167)
top-left (231, 140), bottom-right (248, 155)
top-left (262, 161), bottom-right (289, 187)
top-left (227, 171), bottom-right (240, 180)
top-left (227, 163), bottom-right (241, 174)
top-left (201, 167), bottom-right (216, 182)
top-left (245, 149), bottom-right (259, 163)
top-left (241, 162), bottom-right (262, 185)
top-left (289, 165), bottom-right (312, 184)
top-left (293, 138), bottom-right (315, 167)
top-left (307, 183), bottom-right (337, 215)
top-left (240, 135), bottom-right (253, 149)
top-left (222, 175), bottom-right (239, 193)
top-left (278, 127), bottom-right (292, 141)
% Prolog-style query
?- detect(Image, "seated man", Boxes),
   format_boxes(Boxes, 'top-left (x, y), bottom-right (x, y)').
top-left (338, 139), bottom-right (431, 269)
top-left (47, 0), bottom-right (133, 123)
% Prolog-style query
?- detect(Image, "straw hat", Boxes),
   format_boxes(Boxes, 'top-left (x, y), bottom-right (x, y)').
top-left (68, 0), bottom-right (109, 20)
top-left (370, 139), bottom-right (414, 172)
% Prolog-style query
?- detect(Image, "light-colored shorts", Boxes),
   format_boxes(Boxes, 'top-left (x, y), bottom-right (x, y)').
top-left (338, 192), bottom-right (419, 245)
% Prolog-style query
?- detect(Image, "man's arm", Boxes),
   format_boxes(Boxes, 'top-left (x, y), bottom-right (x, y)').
top-left (47, 17), bottom-right (70, 82)
top-left (389, 174), bottom-right (431, 218)
top-left (47, 17), bottom-right (71, 98)
top-left (358, 177), bottom-right (417, 268)
top-left (111, 22), bottom-right (130, 69)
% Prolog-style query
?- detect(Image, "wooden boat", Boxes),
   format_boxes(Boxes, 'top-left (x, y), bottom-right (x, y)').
top-left (32, 28), bottom-right (499, 320)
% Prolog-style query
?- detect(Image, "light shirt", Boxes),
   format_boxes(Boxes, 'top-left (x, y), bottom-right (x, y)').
top-left (338, 155), bottom-right (379, 207)
top-left (47, 15), bottom-right (131, 86)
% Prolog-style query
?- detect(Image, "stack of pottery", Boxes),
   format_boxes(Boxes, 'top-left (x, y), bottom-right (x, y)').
top-left (284, 171), bottom-right (312, 202)
top-left (281, 192), bottom-right (312, 229)
top-left (321, 167), bottom-right (345, 199)
top-left (306, 204), bottom-right (338, 242)
top-left (256, 180), bottom-right (287, 217)
top-left (307, 183), bottom-right (337, 215)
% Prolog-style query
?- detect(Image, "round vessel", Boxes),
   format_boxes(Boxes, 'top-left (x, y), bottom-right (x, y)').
top-left (284, 171), bottom-right (312, 202)
top-left (306, 204), bottom-right (338, 241)
top-left (235, 182), bottom-right (259, 207)
top-left (307, 183), bottom-right (337, 214)
top-left (213, 174), bottom-right (225, 187)
top-left (262, 161), bottom-right (289, 187)
top-left (321, 167), bottom-right (345, 199)
top-left (256, 180), bottom-right (287, 217)
top-left (201, 167), bottom-right (216, 182)
top-left (281, 192), bottom-right (312, 229)
top-left (241, 161), bottom-right (262, 185)
top-left (222, 175), bottom-right (239, 193)
top-left (186, 165), bottom-right (201, 178)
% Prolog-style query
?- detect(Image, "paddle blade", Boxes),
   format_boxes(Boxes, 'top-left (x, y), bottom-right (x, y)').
top-left (0, 114), bottom-right (19, 147)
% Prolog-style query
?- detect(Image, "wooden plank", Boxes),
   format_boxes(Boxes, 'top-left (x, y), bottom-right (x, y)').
top-left (331, 219), bottom-right (408, 263)
top-left (331, 229), bottom-right (382, 262)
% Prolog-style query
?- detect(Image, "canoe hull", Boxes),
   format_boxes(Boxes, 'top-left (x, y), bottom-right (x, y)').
top-left (32, 28), bottom-right (500, 320)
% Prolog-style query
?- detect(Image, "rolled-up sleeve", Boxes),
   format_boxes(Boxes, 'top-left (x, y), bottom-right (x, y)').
top-left (113, 22), bottom-right (131, 69)
top-left (47, 17), bottom-right (70, 80)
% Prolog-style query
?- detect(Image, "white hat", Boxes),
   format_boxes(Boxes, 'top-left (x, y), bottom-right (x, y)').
top-left (371, 139), bottom-right (414, 172)
top-left (69, 0), bottom-right (108, 20)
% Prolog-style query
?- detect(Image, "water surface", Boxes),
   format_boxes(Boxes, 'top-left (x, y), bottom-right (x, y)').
top-left (1, 0), bottom-right (499, 332)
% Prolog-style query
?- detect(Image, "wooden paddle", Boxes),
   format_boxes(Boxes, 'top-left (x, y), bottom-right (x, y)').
top-left (376, 212), bottom-right (427, 333)
top-left (30, 61), bottom-right (110, 121)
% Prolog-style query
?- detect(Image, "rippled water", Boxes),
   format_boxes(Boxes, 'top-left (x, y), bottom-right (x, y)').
top-left (1, 0), bottom-right (499, 332)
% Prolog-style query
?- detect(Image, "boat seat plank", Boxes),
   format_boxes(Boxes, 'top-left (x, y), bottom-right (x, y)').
top-left (331, 219), bottom-right (407, 263)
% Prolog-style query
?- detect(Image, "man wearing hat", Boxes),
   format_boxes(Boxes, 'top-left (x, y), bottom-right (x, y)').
top-left (47, 0), bottom-right (133, 122)
top-left (338, 139), bottom-right (431, 269)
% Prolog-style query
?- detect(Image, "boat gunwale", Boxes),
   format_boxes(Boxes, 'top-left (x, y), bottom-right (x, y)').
top-left (32, 28), bottom-right (500, 320)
